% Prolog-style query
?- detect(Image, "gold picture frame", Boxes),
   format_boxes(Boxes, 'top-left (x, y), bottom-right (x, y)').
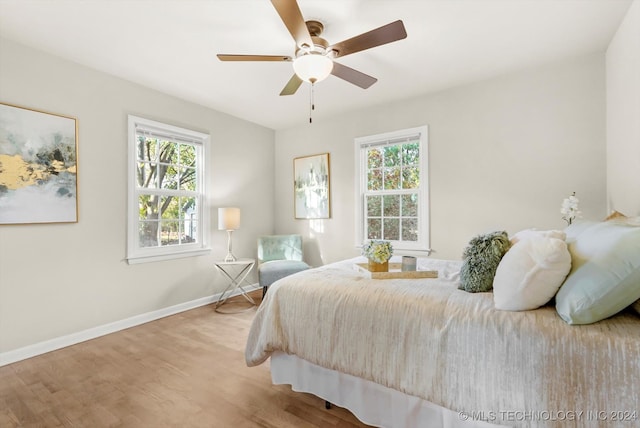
top-left (0, 102), bottom-right (79, 224)
top-left (293, 153), bottom-right (331, 219)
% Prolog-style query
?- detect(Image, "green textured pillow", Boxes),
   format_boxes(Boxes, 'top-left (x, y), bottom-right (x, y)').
top-left (459, 231), bottom-right (511, 293)
top-left (555, 221), bottom-right (640, 324)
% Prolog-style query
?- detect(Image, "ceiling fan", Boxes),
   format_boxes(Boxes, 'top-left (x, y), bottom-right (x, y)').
top-left (217, 0), bottom-right (407, 96)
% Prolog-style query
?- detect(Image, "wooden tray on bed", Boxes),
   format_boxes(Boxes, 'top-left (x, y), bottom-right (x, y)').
top-left (355, 263), bottom-right (438, 280)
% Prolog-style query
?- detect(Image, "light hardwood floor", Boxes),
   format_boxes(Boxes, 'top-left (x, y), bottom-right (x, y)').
top-left (0, 291), bottom-right (370, 427)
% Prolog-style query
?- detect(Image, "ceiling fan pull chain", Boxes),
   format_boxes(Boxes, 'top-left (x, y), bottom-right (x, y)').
top-left (309, 82), bottom-right (315, 123)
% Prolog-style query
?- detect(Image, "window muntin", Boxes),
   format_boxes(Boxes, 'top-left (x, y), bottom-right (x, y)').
top-left (355, 126), bottom-right (429, 253)
top-left (127, 115), bottom-right (210, 264)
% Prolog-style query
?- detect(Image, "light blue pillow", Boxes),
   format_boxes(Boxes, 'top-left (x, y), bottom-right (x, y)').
top-left (563, 220), bottom-right (598, 242)
top-left (555, 221), bottom-right (640, 324)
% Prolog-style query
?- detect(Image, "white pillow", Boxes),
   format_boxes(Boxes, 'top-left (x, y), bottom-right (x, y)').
top-left (493, 236), bottom-right (571, 311)
top-left (510, 229), bottom-right (566, 245)
top-left (556, 221), bottom-right (640, 324)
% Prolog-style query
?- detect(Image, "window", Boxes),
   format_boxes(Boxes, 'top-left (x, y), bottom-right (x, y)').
top-left (127, 115), bottom-right (210, 264)
top-left (355, 126), bottom-right (430, 253)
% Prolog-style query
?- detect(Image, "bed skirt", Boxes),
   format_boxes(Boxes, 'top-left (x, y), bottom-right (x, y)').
top-left (270, 351), bottom-right (504, 428)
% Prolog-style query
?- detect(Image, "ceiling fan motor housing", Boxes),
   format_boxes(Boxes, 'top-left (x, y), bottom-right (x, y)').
top-left (296, 21), bottom-right (335, 58)
top-left (306, 20), bottom-right (324, 37)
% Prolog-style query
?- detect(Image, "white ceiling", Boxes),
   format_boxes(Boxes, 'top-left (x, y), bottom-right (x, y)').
top-left (0, 0), bottom-right (632, 130)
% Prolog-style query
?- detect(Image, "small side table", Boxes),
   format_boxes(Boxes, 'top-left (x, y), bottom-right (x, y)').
top-left (214, 258), bottom-right (256, 313)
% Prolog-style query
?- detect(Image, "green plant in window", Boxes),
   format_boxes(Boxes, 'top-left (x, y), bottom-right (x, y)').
top-left (367, 148), bottom-right (383, 169)
top-left (367, 169), bottom-right (382, 190)
top-left (367, 219), bottom-right (382, 239)
top-left (402, 218), bottom-right (418, 241)
top-left (383, 195), bottom-right (400, 216)
top-left (402, 194), bottom-right (418, 216)
top-left (402, 143), bottom-right (419, 165)
top-left (383, 218), bottom-right (400, 240)
top-left (367, 195), bottom-right (382, 216)
top-left (367, 218), bottom-right (382, 239)
top-left (383, 146), bottom-right (400, 167)
top-left (383, 167), bottom-right (401, 189)
top-left (402, 166), bottom-right (419, 189)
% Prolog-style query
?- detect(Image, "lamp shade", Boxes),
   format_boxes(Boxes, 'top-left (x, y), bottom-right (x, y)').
top-left (218, 207), bottom-right (240, 230)
top-left (293, 53), bottom-right (333, 83)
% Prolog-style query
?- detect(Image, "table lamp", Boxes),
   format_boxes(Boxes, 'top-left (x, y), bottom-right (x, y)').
top-left (218, 207), bottom-right (240, 262)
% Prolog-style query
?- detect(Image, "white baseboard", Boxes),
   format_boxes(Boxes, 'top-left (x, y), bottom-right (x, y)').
top-left (0, 283), bottom-right (261, 367)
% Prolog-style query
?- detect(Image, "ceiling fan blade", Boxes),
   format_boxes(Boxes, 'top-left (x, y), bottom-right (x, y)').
top-left (280, 74), bottom-right (303, 96)
top-left (217, 54), bottom-right (292, 62)
top-left (329, 20), bottom-right (407, 58)
top-left (270, 0), bottom-right (313, 48)
top-left (331, 62), bottom-right (377, 89)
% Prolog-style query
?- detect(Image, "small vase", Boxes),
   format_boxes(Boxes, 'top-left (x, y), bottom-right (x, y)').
top-left (368, 259), bottom-right (389, 272)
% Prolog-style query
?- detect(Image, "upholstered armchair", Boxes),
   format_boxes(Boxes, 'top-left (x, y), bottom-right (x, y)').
top-left (257, 234), bottom-right (310, 297)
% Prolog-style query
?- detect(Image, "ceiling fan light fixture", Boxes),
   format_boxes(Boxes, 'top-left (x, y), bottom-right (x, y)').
top-left (293, 53), bottom-right (333, 83)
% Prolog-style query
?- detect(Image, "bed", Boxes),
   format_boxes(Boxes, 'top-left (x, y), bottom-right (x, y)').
top-left (245, 222), bottom-right (640, 428)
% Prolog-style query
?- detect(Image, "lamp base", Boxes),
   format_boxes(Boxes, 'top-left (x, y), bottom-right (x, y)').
top-left (224, 230), bottom-right (236, 262)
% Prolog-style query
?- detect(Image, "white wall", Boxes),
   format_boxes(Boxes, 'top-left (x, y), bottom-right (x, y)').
top-left (606, 0), bottom-right (640, 216)
top-left (274, 53), bottom-right (607, 264)
top-left (0, 38), bottom-right (275, 354)
top-left (0, 29), bottom-right (618, 359)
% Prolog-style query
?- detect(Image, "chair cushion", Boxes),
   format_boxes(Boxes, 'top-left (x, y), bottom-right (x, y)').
top-left (258, 260), bottom-right (310, 287)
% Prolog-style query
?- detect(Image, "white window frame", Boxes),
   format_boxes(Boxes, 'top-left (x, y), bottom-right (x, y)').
top-left (354, 125), bottom-right (430, 255)
top-left (127, 115), bottom-right (211, 264)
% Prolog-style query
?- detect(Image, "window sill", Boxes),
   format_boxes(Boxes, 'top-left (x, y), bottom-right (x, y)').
top-left (127, 247), bottom-right (211, 265)
top-left (396, 248), bottom-right (433, 257)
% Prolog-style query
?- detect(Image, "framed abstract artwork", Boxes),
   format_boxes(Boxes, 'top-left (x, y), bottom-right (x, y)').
top-left (293, 152), bottom-right (331, 219)
top-left (0, 103), bottom-right (78, 224)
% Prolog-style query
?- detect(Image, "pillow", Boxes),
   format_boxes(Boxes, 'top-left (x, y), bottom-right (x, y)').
top-left (608, 215), bottom-right (640, 226)
top-left (493, 236), bottom-right (571, 311)
top-left (459, 231), bottom-right (511, 293)
top-left (604, 210), bottom-right (626, 221)
top-left (603, 210), bottom-right (640, 226)
top-left (510, 229), bottom-right (566, 245)
top-left (564, 220), bottom-right (598, 241)
top-left (555, 221), bottom-right (640, 324)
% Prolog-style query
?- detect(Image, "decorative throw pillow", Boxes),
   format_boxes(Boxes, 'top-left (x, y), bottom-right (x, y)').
top-left (564, 221), bottom-right (598, 242)
top-left (493, 236), bottom-right (571, 311)
top-left (604, 210), bottom-right (626, 221)
top-left (608, 215), bottom-right (640, 226)
top-left (555, 221), bottom-right (640, 324)
top-left (510, 229), bottom-right (566, 245)
top-left (459, 231), bottom-right (511, 293)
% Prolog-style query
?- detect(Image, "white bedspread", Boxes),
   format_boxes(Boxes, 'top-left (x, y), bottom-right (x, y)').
top-left (246, 257), bottom-right (640, 427)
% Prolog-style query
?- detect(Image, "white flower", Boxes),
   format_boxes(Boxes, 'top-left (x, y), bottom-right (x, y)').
top-left (561, 192), bottom-right (581, 225)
